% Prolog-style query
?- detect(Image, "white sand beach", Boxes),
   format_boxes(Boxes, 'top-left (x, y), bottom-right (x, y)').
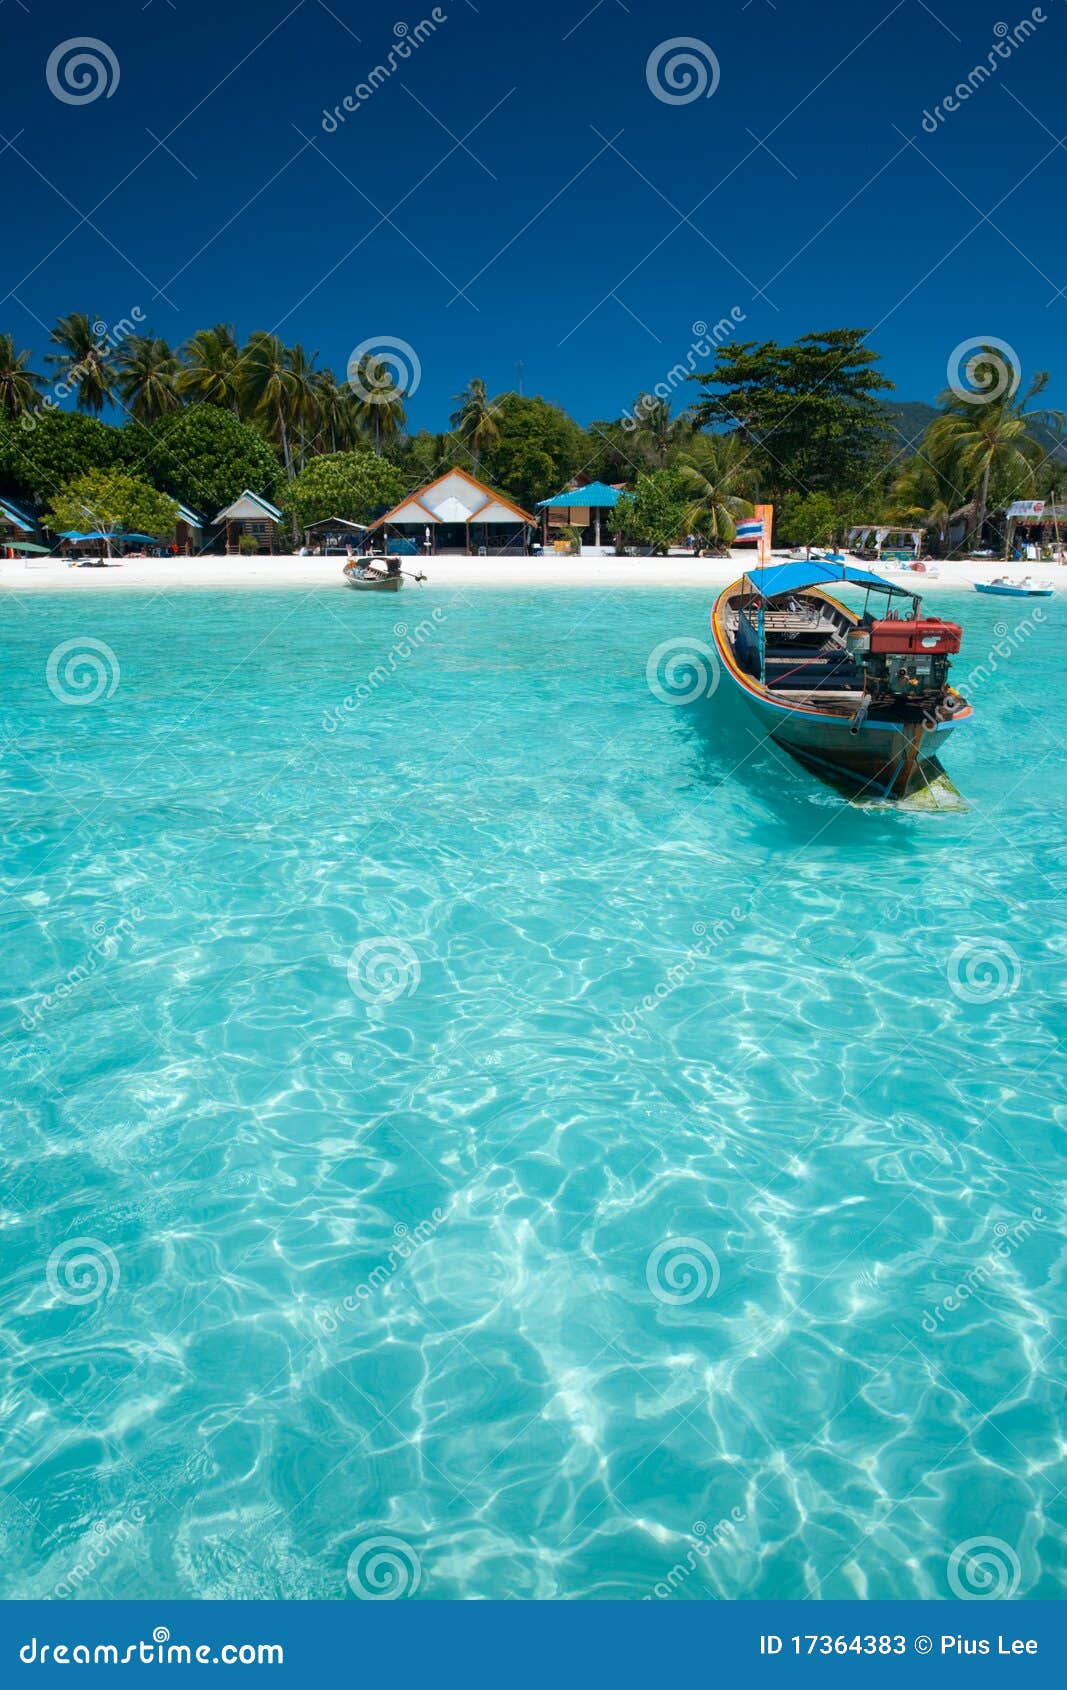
top-left (1, 550), bottom-right (1064, 593)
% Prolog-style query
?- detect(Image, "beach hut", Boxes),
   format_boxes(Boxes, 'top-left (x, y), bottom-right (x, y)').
top-left (365, 468), bottom-right (535, 556)
top-left (303, 517), bottom-right (368, 554)
top-left (213, 491), bottom-right (284, 555)
top-left (536, 481), bottom-right (622, 551)
top-left (175, 503), bottom-right (205, 556)
top-left (0, 495), bottom-right (40, 556)
top-left (1001, 499), bottom-right (1065, 561)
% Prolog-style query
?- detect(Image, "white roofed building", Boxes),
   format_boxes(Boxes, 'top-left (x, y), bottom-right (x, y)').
top-left (366, 468), bottom-right (535, 556)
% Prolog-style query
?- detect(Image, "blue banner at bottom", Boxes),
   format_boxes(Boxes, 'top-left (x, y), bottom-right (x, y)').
top-left (1, 1602), bottom-right (1064, 1683)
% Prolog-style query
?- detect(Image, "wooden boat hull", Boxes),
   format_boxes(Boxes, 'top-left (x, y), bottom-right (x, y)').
top-left (974, 582), bottom-right (1052, 597)
top-left (711, 579), bottom-right (971, 801)
top-left (344, 572), bottom-right (402, 592)
top-left (736, 685), bottom-right (961, 795)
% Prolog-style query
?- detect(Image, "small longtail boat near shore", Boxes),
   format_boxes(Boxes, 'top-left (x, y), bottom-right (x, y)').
top-left (711, 561), bottom-right (971, 806)
top-left (974, 577), bottom-right (1053, 598)
top-left (343, 555), bottom-right (425, 593)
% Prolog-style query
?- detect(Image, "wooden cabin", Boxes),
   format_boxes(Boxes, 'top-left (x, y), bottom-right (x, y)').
top-left (213, 491), bottom-right (284, 555)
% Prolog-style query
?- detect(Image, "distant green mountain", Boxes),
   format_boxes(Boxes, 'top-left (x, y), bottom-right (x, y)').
top-left (880, 399), bottom-right (1066, 464)
top-left (880, 400), bottom-right (938, 456)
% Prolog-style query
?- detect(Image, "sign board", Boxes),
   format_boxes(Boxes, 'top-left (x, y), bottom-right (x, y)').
top-left (1006, 500), bottom-right (1045, 519)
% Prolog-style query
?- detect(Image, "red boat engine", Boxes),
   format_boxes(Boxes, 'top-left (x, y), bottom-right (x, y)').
top-left (847, 613), bottom-right (963, 706)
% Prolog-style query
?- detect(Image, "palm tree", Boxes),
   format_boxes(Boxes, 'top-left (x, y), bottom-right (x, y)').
top-left (285, 343), bottom-right (320, 472)
top-left (925, 351), bottom-right (1064, 549)
top-left (450, 378), bottom-right (500, 469)
top-left (631, 395), bottom-right (675, 466)
top-left (0, 333), bottom-right (43, 420)
top-left (311, 369), bottom-right (352, 454)
top-left (178, 323), bottom-right (243, 416)
top-left (241, 331), bottom-right (298, 477)
top-left (116, 335), bottom-right (180, 425)
top-left (890, 454), bottom-right (960, 556)
top-left (46, 311), bottom-right (115, 413)
top-left (350, 354), bottom-right (406, 455)
top-left (676, 433), bottom-right (754, 553)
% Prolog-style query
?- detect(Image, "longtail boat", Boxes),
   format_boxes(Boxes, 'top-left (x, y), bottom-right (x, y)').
top-left (711, 561), bottom-right (970, 804)
top-left (343, 556), bottom-right (404, 592)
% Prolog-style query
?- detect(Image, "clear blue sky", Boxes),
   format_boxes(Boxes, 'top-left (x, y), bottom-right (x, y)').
top-left (3, 0), bottom-right (1065, 428)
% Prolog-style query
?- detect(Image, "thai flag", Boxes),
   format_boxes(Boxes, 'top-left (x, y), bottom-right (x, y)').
top-left (735, 519), bottom-right (763, 542)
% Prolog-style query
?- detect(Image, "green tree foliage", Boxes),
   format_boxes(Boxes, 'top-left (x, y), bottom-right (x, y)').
top-left (612, 469), bottom-right (690, 555)
top-left (0, 409), bottom-right (125, 503)
top-left (116, 336), bottom-right (181, 426)
top-left (46, 311), bottom-right (117, 415)
top-left (923, 353), bottom-right (1062, 547)
top-left (44, 468), bottom-right (177, 542)
top-left (178, 324), bottom-right (244, 415)
top-left (892, 350), bottom-right (1065, 552)
top-left (283, 451), bottom-right (405, 527)
top-left (691, 329), bottom-right (893, 495)
top-left (480, 394), bottom-right (588, 511)
top-left (134, 406), bottom-right (283, 517)
top-left (777, 492), bottom-right (842, 555)
top-left (676, 433), bottom-right (755, 553)
top-left (349, 355), bottom-right (407, 456)
top-left (450, 378), bottom-right (501, 469)
top-left (0, 334), bottom-right (43, 421)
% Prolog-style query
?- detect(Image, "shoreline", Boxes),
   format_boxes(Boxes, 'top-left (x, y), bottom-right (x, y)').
top-left (2, 550), bottom-right (1064, 593)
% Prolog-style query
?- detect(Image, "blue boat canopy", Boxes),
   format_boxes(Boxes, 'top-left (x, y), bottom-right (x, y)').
top-left (536, 481), bottom-right (621, 509)
top-left (742, 560), bottom-right (906, 597)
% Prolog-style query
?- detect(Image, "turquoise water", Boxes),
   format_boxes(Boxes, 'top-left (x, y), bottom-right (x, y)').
top-left (1, 583), bottom-right (1064, 1602)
